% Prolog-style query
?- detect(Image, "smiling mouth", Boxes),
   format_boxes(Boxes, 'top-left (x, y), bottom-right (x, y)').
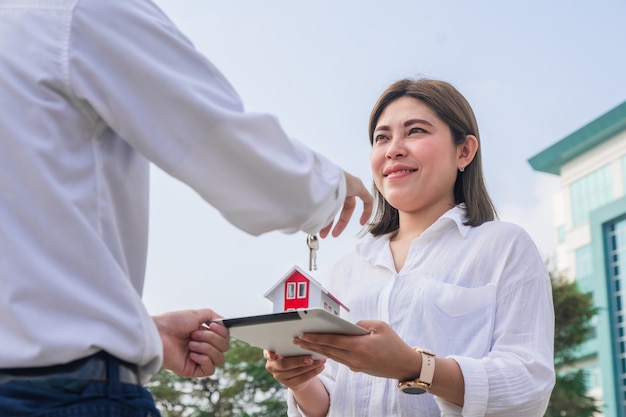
top-left (384, 169), bottom-right (416, 177)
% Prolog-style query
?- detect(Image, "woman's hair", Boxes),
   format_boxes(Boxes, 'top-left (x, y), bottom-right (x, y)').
top-left (367, 78), bottom-right (497, 236)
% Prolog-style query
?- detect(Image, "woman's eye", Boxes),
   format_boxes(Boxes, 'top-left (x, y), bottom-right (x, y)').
top-left (374, 134), bottom-right (388, 142)
top-left (409, 127), bottom-right (426, 134)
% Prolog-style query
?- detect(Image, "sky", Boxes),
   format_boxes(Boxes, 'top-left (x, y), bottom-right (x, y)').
top-left (143, 0), bottom-right (626, 319)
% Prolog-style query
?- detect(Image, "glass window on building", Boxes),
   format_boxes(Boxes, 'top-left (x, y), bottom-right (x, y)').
top-left (570, 165), bottom-right (613, 226)
top-left (576, 244), bottom-right (593, 279)
top-left (607, 216), bottom-right (626, 413)
top-left (586, 365), bottom-right (603, 390)
top-left (557, 225), bottom-right (566, 243)
top-left (622, 156), bottom-right (626, 195)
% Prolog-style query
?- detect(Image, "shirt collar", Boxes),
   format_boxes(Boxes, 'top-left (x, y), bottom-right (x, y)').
top-left (435, 204), bottom-right (471, 238)
top-left (356, 204), bottom-right (472, 263)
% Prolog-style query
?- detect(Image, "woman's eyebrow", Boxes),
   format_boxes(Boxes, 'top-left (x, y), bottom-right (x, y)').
top-left (374, 118), bottom-right (434, 134)
top-left (404, 118), bottom-right (434, 127)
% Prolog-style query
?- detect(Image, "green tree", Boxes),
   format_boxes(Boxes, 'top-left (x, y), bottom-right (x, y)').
top-left (148, 339), bottom-right (287, 417)
top-left (546, 270), bottom-right (601, 417)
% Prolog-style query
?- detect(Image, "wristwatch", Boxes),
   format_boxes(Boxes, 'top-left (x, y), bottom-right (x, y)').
top-left (397, 347), bottom-right (436, 394)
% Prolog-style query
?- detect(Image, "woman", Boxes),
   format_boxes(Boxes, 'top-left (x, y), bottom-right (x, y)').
top-left (265, 78), bottom-right (555, 416)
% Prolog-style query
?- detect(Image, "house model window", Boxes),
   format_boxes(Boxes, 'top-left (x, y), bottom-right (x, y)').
top-left (264, 265), bottom-right (349, 316)
top-left (297, 282), bottom-right (307, 298)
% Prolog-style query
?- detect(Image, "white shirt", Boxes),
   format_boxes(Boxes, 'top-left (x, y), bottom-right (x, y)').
top-left (288, 206), bottom-right (555, 416)
top-left (0, 0), bottom-right (345, 382)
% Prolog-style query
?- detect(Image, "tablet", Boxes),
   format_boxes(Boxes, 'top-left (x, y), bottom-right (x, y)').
top-left (213, 308), bottom-right (368, 358)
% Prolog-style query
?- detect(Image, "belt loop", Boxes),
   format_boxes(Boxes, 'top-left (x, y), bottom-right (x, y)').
top-left (106, 353), bottom-right (122, 398)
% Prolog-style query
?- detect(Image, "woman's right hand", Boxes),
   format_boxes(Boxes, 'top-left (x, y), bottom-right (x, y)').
top-left (264, 350), bottom-right (326, 392)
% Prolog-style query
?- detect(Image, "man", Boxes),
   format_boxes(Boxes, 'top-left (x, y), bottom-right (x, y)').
top-left (0, 0), bottom-right (373, 415)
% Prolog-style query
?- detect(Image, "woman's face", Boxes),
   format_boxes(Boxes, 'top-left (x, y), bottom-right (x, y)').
top-left (370, 96), bottom-right (461, 216)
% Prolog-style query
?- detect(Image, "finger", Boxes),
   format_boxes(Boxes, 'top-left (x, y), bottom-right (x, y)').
top-left (188, 352), bottom-right (217, 377)
top-left (203, 322), bottom-right (230, 338)
top-left (342, 171), bottom-right (374, 228)
top-left (266, 354), bottom-right (317, 372)
top-left (278, 363), bottom-right (326, 389)
top-left (355, 320), bottom-right (385, 334)
top-left (298, 332), bottom-right (351, 345)
top-left (263, 350), bottom-right (286, 362)
top-left (196, 343), bottom-right (226, 368)
top-left (357, 189), bottom-right (374, 225)
top-left (191, 330), bottom-right (230, 354)
top-left (196, 308), bottom-right (222, 324)
top-left (269, 359), bottom-right (325, 382)
top-left (293, 341), bottom-right (331, 359)
top-left (330, 196), bottom-right (356, 237)
top-left (189, 350), bottom-right (218, 368)
top-left (193, 327), bottom-right (230, 350)
top-left (318, 222), bottom-right (332, 239)
top-left (294, 336), bottom-right (353, 359)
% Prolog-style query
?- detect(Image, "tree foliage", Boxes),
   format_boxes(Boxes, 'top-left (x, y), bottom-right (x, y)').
top-left (546, 270), bottom-right (601, 417)
top-left (548, 369), bottom-right (601, 417)
top-left (147, 339), bottom-right (287, 417)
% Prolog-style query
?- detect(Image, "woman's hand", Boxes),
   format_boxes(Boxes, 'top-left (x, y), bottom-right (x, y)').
top-left (293, 320), bottom-right (420, 381)
top-left (265, 350), bottom-right (330, 417)
top-left (264, 350), bottom-right (326, 392)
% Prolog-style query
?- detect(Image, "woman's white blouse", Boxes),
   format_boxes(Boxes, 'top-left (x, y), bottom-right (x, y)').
top-left (288, 206), bottom-right (555, 416)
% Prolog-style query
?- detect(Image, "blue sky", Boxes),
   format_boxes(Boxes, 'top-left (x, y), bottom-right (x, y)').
top-left (144, 0), bottom-right (626, 318)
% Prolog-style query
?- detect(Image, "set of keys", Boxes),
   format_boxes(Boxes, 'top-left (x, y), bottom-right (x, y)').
top-left (306, 234), bottom-right (319, 271)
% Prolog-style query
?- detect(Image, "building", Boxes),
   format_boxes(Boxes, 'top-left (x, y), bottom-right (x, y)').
top-left (529, 101), bottom-right (626, 417)
top-left (264, 265), bottom-right (349, 316)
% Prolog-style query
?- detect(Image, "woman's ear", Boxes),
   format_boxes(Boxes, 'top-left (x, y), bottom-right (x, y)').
top-left (458, 134), bottom-right (478, 169)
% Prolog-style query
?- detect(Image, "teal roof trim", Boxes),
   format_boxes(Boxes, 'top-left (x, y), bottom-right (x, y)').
top-left (528, 101), bottom-right (626, 175)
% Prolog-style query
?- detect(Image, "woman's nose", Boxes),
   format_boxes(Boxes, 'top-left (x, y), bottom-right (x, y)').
top-left (385, 139), bottom-right (406, 159)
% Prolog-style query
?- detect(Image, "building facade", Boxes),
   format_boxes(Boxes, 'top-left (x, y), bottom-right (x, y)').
top-left (529, 101), bottom-right (626, 417)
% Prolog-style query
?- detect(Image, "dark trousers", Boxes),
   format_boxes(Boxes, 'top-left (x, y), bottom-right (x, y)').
top-left (0, 353), bottom-right (161, 417)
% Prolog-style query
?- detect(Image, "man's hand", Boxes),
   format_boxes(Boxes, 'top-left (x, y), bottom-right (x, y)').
top-left (154, 309), bottom-right (230, 378)
top-left (319, 171), bottom-right (373, 238)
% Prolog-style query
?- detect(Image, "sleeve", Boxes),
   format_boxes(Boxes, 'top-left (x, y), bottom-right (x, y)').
top-left (286, 390), bottom-right (303, 417)
top-left (435, 230), bottom-right (556, 417)
top-left (285, 360), bottom-right (339, 417)
top-left (67, 0), bottom-right (345, 236)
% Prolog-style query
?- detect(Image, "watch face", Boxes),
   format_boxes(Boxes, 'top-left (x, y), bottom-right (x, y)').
top-left (401, 386), bottom-right (427, 395)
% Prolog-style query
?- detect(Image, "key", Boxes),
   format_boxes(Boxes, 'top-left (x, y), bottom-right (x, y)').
top-left (307, 234), bottom-right (319, 271)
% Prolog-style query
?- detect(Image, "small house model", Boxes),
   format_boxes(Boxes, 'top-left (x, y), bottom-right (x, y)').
top-left (264, 265), bottom-right (349, 316)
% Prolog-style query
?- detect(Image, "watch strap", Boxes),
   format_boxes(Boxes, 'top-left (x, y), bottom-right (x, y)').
top-left (418, 348), bottom-right (435, 385)
top-left (397, 347), bottom-right (436, 394)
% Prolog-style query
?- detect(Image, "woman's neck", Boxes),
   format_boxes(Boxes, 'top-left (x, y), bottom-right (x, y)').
top-left (392, 202), bottom-right (454, 242)
top-left (388, 203), bottom-right (455, 272)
